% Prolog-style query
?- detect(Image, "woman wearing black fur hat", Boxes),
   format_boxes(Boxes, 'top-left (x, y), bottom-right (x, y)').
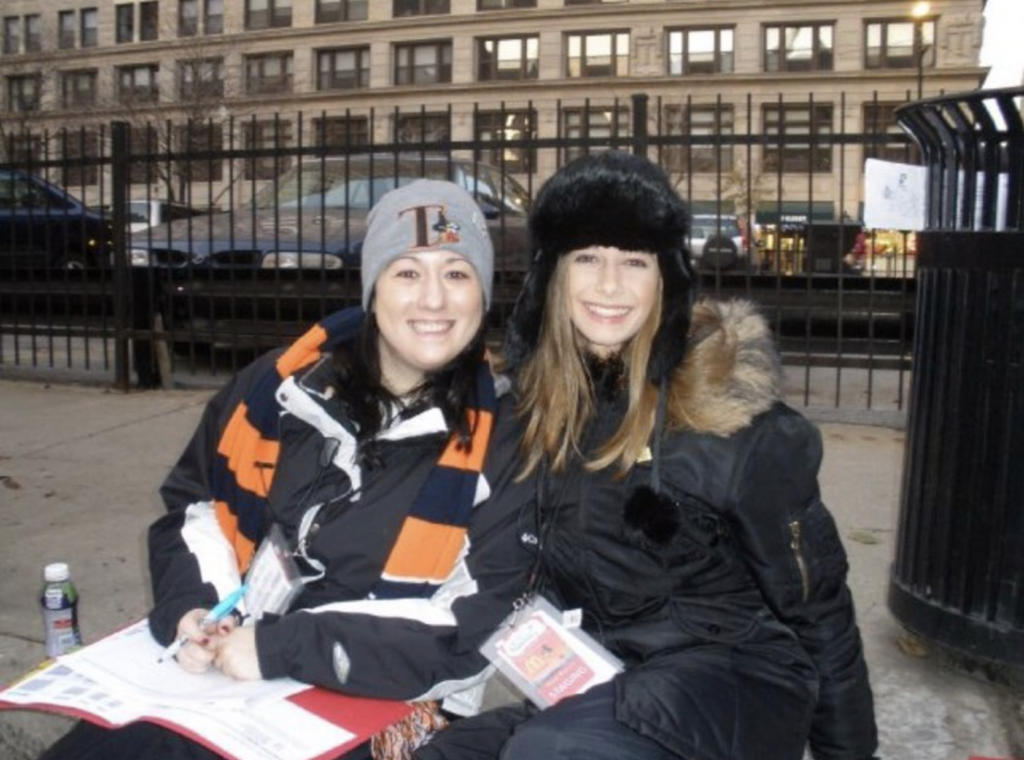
top-left (417, 151), bottom-right (878, 760)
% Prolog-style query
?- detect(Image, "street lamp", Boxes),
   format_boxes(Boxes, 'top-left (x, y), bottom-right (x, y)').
top-left (911, 1), bottom-right (931, 100)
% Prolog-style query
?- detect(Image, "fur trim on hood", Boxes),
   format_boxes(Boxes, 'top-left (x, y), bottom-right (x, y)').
top-left (623, 299), bottom-right (781, 549)
top-left (671, 298), bottom-right (782, 437)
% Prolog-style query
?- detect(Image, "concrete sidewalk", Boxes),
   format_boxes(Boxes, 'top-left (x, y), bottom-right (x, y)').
top-left (0, 378), bottom-right (1022, 760)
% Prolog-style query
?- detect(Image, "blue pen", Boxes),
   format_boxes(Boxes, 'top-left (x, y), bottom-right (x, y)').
top-left (157, 583), bottom-right (249, 663)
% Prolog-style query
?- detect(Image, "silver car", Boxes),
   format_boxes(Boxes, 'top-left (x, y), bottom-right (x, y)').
top-left (687, 214), bottom-right (748, 271)
top-left (127, 199), bottom-right (207, 234)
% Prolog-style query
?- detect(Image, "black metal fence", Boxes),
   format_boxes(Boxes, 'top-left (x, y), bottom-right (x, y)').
top-left (0, 92), bottom-right (919, 416)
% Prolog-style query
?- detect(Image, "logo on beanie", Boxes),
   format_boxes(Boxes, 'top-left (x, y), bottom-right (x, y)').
top-left (398, 203), bottom-right (462, 250)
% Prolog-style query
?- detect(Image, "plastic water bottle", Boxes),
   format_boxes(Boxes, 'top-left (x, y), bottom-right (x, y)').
top-left (40, 562), bottom-right (83, 658)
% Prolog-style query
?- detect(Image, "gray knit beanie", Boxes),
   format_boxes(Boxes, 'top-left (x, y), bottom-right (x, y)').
top-left (360, 179), bottom-right (494, 310)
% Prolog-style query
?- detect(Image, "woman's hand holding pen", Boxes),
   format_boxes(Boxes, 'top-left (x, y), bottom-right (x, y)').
top-left (213, 626), bottom-right (263, 681)
top-left (172, 607), bottom-right (239, 674)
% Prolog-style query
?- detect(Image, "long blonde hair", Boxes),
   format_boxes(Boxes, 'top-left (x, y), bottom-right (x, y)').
top-left (515, 256), bottom-right (664, 477)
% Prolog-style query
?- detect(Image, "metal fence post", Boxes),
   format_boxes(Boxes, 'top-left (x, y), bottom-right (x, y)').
top-left (111, 121), bottom-right (131, 392)
top-left (631, 93), bottom-right (649, 159)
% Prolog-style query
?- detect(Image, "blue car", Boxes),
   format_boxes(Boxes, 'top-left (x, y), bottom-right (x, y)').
top-left (0, 169), bottom-right (114, 270)
top-left (128, 154), bottom-right (531, 272)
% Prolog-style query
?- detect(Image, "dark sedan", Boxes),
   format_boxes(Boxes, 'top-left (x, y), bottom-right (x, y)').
top-left (0, 170), bottom-right (113, 270)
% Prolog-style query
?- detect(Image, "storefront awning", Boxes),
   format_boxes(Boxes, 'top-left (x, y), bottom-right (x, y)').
top-left (756, 201), bottom-right (835, 225)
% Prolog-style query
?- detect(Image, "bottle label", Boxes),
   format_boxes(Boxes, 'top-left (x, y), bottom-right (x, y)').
top-left (41, 581), bottom-right (82, 658)
top-left (42, 608), bottom-right (81, 657)
top-left (44, 586), bottom-right (68, 609)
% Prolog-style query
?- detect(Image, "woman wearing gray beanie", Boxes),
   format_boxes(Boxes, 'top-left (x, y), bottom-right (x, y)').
top-left (37, 179), bottom-right (533, 760)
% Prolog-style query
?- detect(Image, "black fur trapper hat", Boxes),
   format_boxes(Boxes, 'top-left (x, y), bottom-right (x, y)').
top-left (503, 150), bottom-right (696, 383)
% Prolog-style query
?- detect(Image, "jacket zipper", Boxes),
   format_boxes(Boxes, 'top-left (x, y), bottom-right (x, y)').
top-left (789, 520), bottom-right (811, 602)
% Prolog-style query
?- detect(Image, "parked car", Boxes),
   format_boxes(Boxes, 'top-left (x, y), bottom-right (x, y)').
top-left (129, 154), bottom-right (532, 272)
top-left (0, 169), bottom-right (114, 270)
top-left (128, 199), bottom-right (209, 233)
top-left (687, 213), bottom-right (748, 271)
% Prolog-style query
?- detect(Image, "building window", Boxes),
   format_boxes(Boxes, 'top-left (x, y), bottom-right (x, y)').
top-left (140, 2), bottom-right (159, 40)
top-left (24, 15), bottom-right (41, 51)
top-left (667, 28), bottom-right (734, 75)
top-left (6, 75), bottom-right (40, 112)
top-left (179, 0), bottom-right (198, 35)
top-left (242, 119), bottom-right (292, 180)
top-left (478, 36), bottom-right (539, 81)
top-left (58, 11), bottom-right (76, 49)
top-left (663, 104), bottom-right (734, 173)
top-left (315, 0), bottom-right (367, 23)
top-left (245, 53), bottom-right (293, 95)
top-left (61, 70), bottom-right (98, 108)
top-left (393, 0), bottom-right (449, 17)
top-left (865, 19), bottom-right (936, 69)
top-left (863, 102), bottom-right (918, 163)
top-left (2, 15), bottom-right (40, 54)
top-left (317, 48), bottom-right (370, 90)
top-left (394, 112), bottom-right (451, 144)
top-left (80, 8), bottom-right (99, 48)
top-left (177, 122), bottom-right (223, 182)
top-left (1, 134), bottom-right (41, 168)
top-left (764, 23), bottom-right (833, 72)
top-left (475, 109), bottom-right (536, 173)
top-left (478, 0), bottom-right (536, 8)
top-left (566, 32), bottom-right (630, 78)
top-left (180, 0), bottom-right (222, 35)
top-left (394, 41), bottom-right (452, 85)
top-left (2, 17), bottom-right (20, 55)
top-left (205, 0), bottom-right (223, 33)
top-left (314, 116), bottom-right (370, 150)
top-left (763, 103), bottom-right (833, 173)
top-left (116, 4), bottom-right (135, 44)
top-left (246, 0), bottom-right (292, 30)
top-left (562, 105), bottom-right (630, 162)
top-left (60, 128), bottom-right (99, 186)
top-left (118, 64), bottom-right (160, 104)
top-left (179, 57), bottom-right (224, 99)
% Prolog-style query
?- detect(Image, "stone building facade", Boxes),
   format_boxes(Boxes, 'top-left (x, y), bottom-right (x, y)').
top-left (0, 0), bottom-right (988, 218)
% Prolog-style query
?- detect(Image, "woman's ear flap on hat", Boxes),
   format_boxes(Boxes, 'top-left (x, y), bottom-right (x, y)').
top-left (647, 247), bottom-right (696, 383)
top-left (503, 248), bottom-right (557, 371)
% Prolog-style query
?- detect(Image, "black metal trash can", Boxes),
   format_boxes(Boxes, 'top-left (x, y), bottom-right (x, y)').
top-left (889, 87), bottom-right (1024, 666)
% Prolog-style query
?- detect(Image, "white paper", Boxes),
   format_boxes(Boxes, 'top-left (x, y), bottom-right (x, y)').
top-left (864, 159), bottom-right (927, 232)
top-left (2, 620), bottom-right (358, 760)
top-left (864, 158), bottom-right (1010, 233)
top-left (60, 620), bottom-right (305, 710)
top-left (0, 663), bottom-right (140, 725)
top-left (1, 662), bottom-right (354, 760)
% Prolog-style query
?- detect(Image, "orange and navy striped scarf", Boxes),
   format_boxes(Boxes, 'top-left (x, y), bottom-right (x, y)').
top-left (210, 307), bottom-right (497, 601)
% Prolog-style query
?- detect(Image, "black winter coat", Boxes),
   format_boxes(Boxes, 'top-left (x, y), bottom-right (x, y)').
top-left (533, 301), bottom-right (877, 760)
top-left (149, 317), bottom-right (533, 714)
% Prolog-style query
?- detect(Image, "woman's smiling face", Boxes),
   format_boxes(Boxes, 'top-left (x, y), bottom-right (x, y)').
top-left (373, 250), bottom-right (484, 395)
top-left (564, 245), bottom-right (660, 357)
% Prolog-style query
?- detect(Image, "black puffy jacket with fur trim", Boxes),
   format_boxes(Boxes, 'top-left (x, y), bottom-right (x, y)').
top-left (532, 299), bottom-right (878, 760)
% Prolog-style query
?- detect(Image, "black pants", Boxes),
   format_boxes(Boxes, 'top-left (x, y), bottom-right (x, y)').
top-left (414, 683), bottom-right (678, 760)
top-left (38, 720), bottom-right (372, 760)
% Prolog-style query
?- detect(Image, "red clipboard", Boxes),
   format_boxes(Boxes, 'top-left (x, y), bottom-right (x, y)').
top-left (0, 684), bottom-right (413, 760)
